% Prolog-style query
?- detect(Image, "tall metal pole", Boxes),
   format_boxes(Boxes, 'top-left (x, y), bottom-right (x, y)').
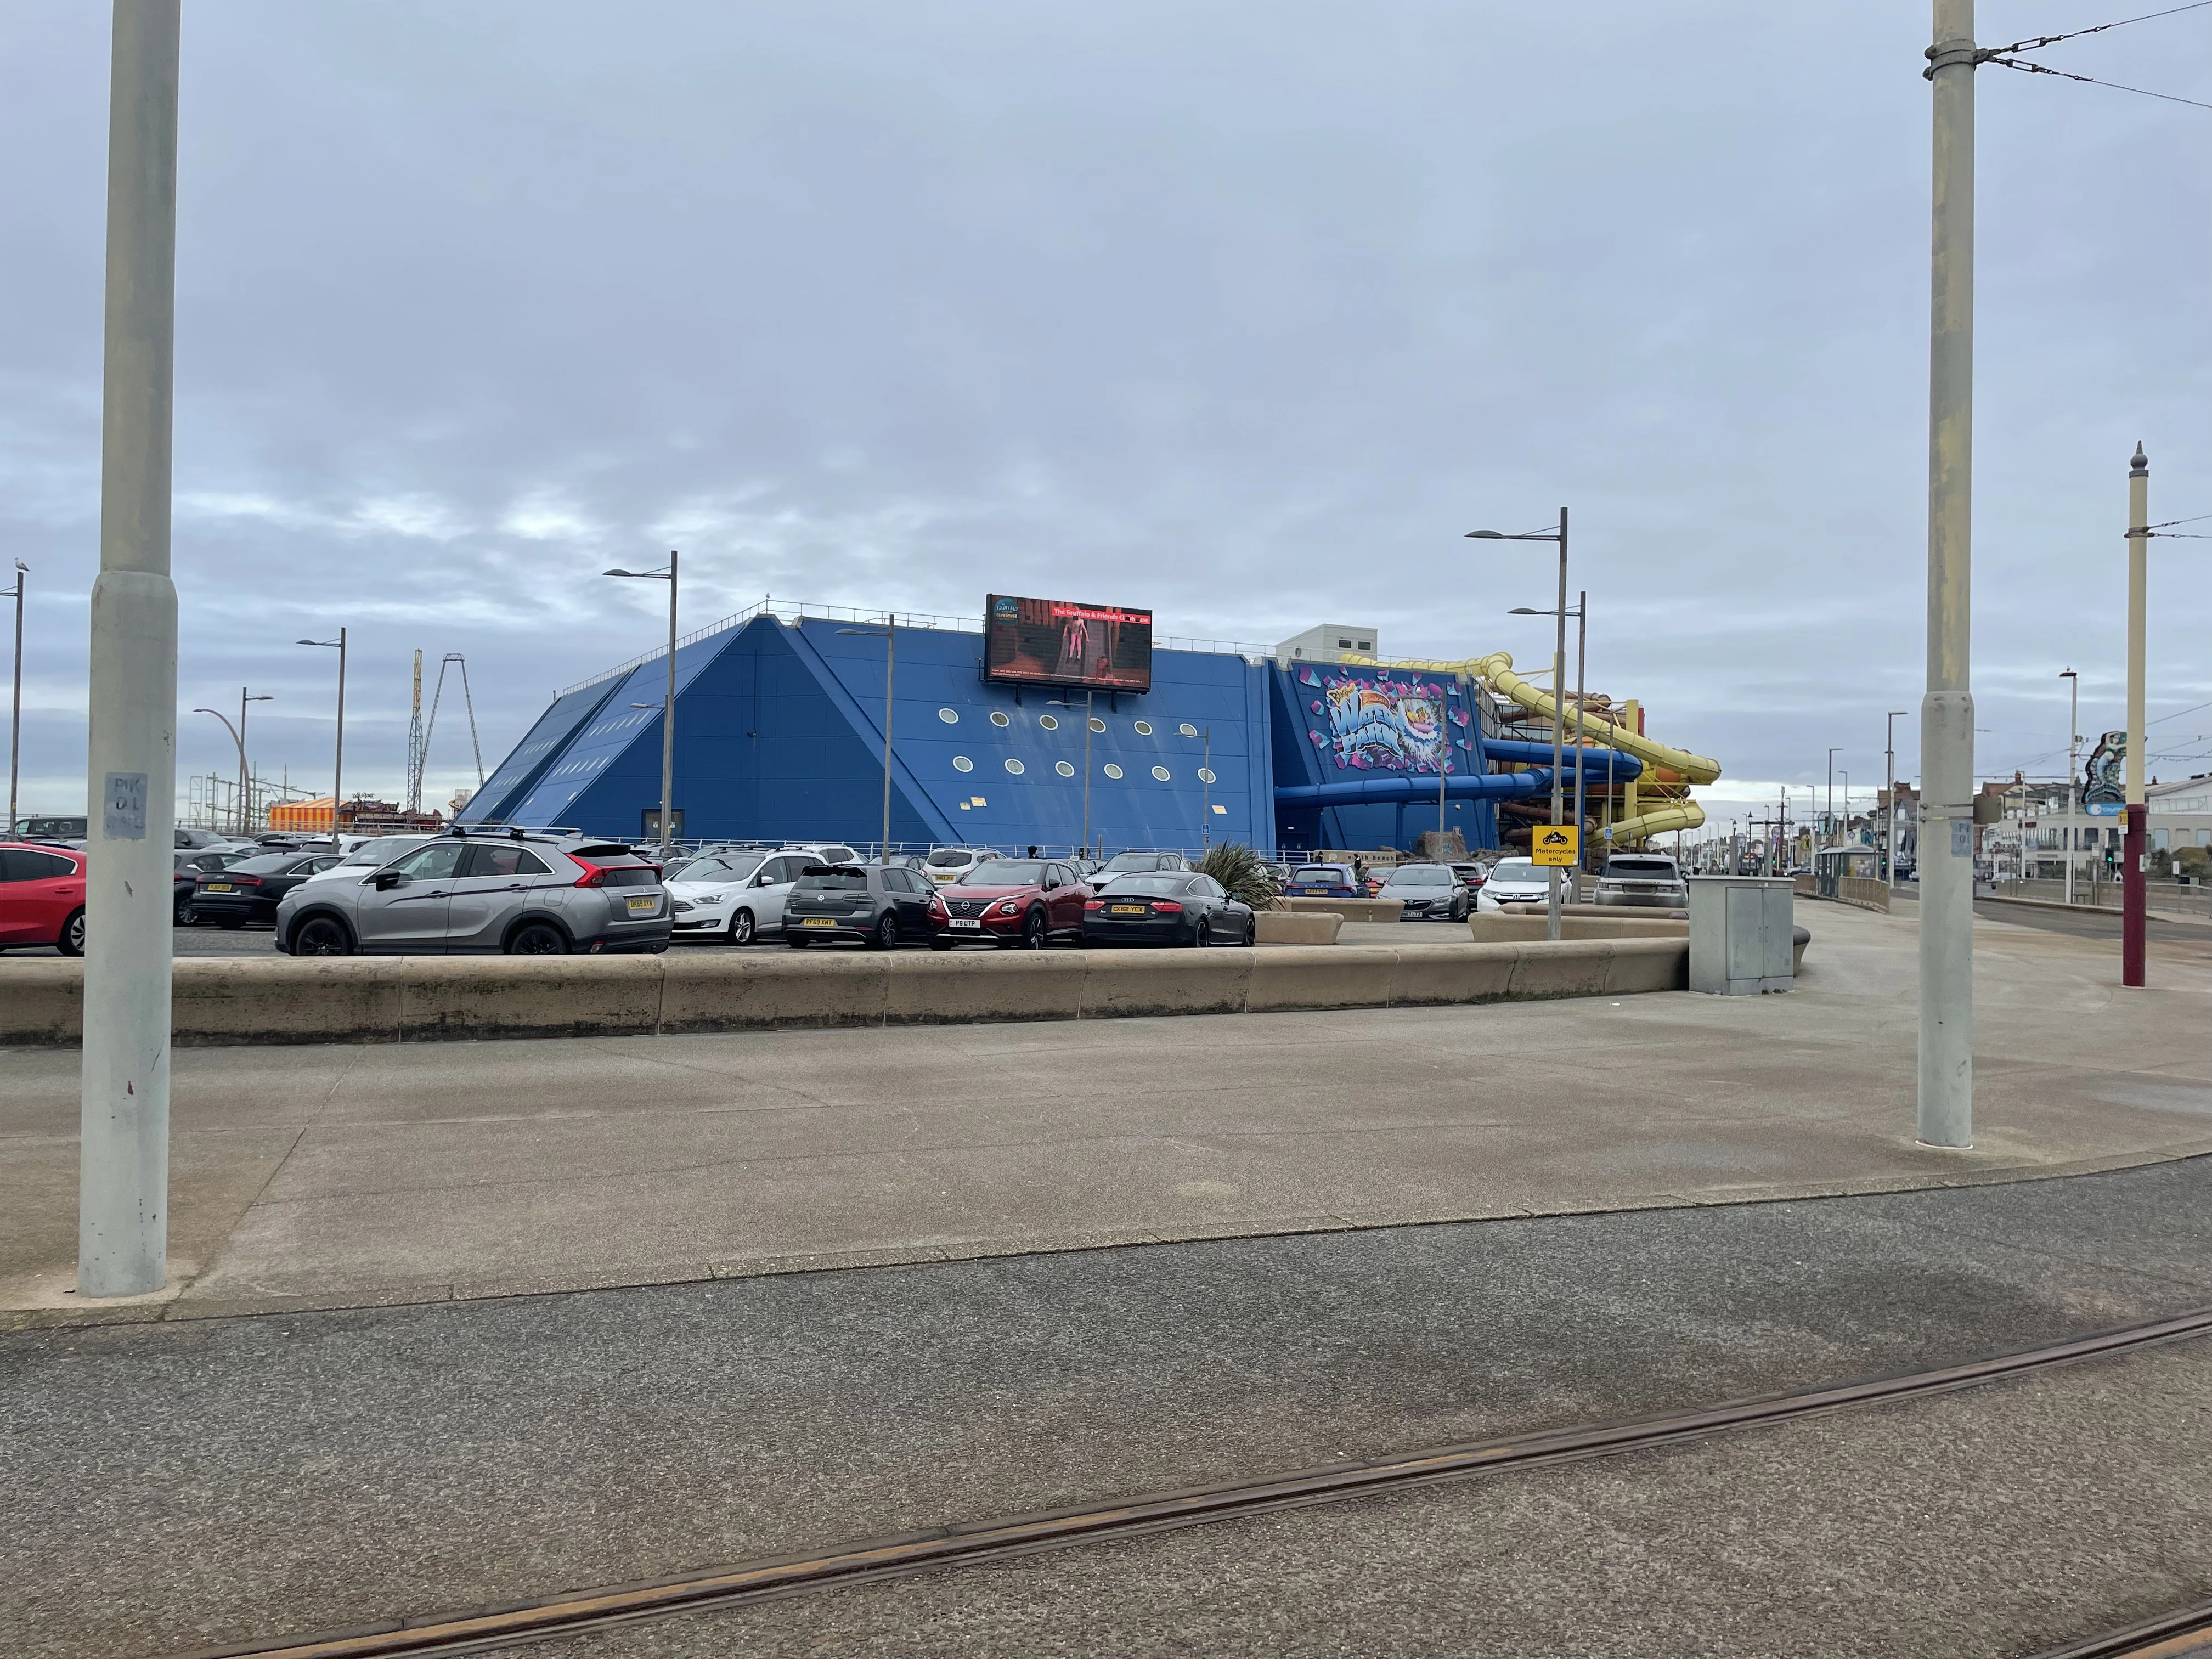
top-left (81, 0), bottom-right (181, 1299)
top-left (1546, 508), bottom-right (1567, 941)
top-left (1885, 709), bottom-right (1906, 889)
top-left (332, 627), bottom-right (346, 841)
top-left (237, 687), bottom-right (250, 833)
top-left (662, 550), bottom-right (679, 848)
top-left (5, 562), bottom-right (23, 836)
top-left (1084, 690), bottom-right (1094, 857)
top-left (1573, 591), bottom-right (1587, 895)
top-left (2123, 445), bottom-right (2148, 986)
top-left (2060, 669), bottom-right (2078, 906)
top-left (1918, 0), bottom-right (1978, 1149)
top-left (1826, 747), bottom-right (1841, 848)
top-left (879, 614), bottom-right (894, 859)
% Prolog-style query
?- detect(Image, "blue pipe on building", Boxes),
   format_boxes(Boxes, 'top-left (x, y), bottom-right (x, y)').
top-left (1274, 770), bottom-right (1560, 809)
top-left (1483, 739), bottom-right (1643, 778)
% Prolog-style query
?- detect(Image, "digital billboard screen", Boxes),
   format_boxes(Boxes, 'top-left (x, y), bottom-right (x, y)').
top-left (983, 594), bottom-right (1154, 693)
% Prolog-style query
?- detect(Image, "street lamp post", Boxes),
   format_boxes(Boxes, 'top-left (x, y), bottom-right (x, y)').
top-left (1884, 710), bottom-right (1908, 889)
top-left (1202, 726), bottom-right (1213, 847)
top-left (297, 629), bottom-right (346, 843)
top-left (605, 552), bottom-right (679, 847)
top-left (2123, 444), bottom-right (2149, 989)
top-left (194, 695), bottom-right (268, 834)
top-left (2059, 668), bottom-right (2079, 906)
top-left (838, 620), bottom-right (896, 859)
top-left (1047, 691), bottom-right (1098, 857)
top-left (3, 561), bottom-right (22, 837)
top-left (1826, 747), bottom-right (1842, 848)
top-left (1476, 510), bottom-right (1569, 940)
top-left (1511, 595), bottom-right (1589, 891)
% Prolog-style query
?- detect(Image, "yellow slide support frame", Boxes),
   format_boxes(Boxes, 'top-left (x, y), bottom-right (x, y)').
top-left (1341, 650), bottom-right (1718, 844)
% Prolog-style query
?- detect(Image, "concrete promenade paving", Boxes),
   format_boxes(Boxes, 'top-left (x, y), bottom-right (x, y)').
top-left (4, 901), bottom-right (2209, 1324)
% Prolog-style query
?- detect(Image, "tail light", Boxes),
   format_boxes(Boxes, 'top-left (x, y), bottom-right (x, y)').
top-left (571, 858), bottom-right (608, 888)
top-left (1150, 900), bottom-right (1184, 913)
top-left (212, 874), bottom-right (261, 886)
top-left (1083, 899), bottom-right (1103, 911)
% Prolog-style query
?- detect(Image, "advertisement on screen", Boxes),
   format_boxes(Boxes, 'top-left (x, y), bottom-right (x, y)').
top-left (983, 595), bottom-right (1154, 693)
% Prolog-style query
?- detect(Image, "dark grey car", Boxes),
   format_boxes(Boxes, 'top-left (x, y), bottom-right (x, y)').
top-left (781, 864), bottom-right (944, 949)
top-left (275, 830), bottom-right (670, 956)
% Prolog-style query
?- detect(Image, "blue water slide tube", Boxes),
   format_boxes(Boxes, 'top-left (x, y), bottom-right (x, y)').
top-left (1275, 770), bottom-right (1558, 809)
top-left (1483, 740), bottom-right (1644, 778)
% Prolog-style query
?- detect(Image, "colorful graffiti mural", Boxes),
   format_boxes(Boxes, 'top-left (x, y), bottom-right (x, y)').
top-left (1296, 664), bottom-right (1460, 773)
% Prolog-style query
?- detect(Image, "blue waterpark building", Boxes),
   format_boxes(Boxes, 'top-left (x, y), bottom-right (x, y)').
top-left (459, 601), bottom-right (1638, 855)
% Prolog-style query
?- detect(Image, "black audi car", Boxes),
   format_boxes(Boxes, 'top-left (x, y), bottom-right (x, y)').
top-left (1079, 872), bottom-right (1256, 948)
top-left (781, 864), bottom-right (949, 949)
top-left (191, 850), bottom-right (343, 929)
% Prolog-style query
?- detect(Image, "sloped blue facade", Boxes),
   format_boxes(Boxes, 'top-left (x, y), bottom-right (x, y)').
top-left (461, 616), bottom-right (1279, 854)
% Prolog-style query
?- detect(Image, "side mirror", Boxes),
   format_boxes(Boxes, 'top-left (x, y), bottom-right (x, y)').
top-left (374, 871), bottom-right (408, 891)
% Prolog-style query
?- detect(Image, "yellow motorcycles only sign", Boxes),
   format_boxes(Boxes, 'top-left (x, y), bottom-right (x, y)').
top-left (1531, 825), bottom-right (1580, 867)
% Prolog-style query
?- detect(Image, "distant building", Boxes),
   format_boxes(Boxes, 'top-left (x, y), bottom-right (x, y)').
top-left (1273, 624), bottom-right (1378, 664)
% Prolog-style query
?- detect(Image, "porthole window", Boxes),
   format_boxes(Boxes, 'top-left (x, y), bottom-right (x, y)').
top-left (1039, 714), bottom-right (1059, 730)
top-left (1103, 763), bottom-right (1124, 780)
top-left (1152, 765), bottom-right (1171, 782)
top-left (1054, 760), bottom-right (1076, 777)
top-left (1005, 757), bottom-right (1026, 775)
top-left (1178, 723), bottom-right (1198, 737)
top-left (938, 708), bottom-right (959, 724)
top-left (990, 710), bottom-right (1011, 727)
top-left (1198, 768), bottom-right (1217, 784)
top-left (952, 755), bottom-right (974, 772)
top-left (1088, 717), bottom-right (1107, 733)
top-left (1132, 720), bottom-right (1154, 736)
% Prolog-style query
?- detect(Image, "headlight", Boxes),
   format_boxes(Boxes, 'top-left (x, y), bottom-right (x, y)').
top-left (993, 899), bottom-right (1020, 916)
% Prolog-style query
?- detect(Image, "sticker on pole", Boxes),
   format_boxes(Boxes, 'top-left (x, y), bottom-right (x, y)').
top-left (103, 772), bottom-right (148, 840)
top-left (1532, 825), bottom-right (1579, 867)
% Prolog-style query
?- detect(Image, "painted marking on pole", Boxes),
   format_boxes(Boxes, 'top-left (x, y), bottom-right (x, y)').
top-left (103, 772), bottom-right (148, 839)
top-left (1532, 825), bottom-right (1579, 867)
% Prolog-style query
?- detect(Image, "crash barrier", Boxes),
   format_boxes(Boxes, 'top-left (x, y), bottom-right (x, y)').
top-left (1274, 896), bottom-right (1406, 923)
top-left (1254, 911), bottom-right (1343, 945)
top-left (1468, 913), bottom-right (1689, 943)
top-left (0, 938), bottom-right (1690, 1047)
top-left (1838, 878), bottom-right (1892, 914)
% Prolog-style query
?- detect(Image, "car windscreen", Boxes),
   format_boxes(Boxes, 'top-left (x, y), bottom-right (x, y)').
top-left (1099, 854), bottom-right (1160, 872)
top-left (1605, 859), bottom-right (1679, 877)
top-left (797, 868), bottom-right (870, 890)
top-left (229, 854), bottom-right (304, 875)
top-left (1291, 866), bottom-right (1347, 883)
top-left (1490, 861), bottom-right (1542, 881)
top-left (1387, 867), bottom-right (1452, 885)
top-left (675, 854), bottom-right (765, 885)
top-left (926, 849), bottom-right (981, 868)
top-left (966, 860), bottom-right (1047, 886)
top-left (340, 837), bottom-right (431, 867)
top-left (1104, 875), bottom-right (1188, 896)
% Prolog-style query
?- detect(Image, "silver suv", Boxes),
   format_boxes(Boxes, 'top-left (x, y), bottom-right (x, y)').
top-left (275, 828), bottom-right (670, 956)
top-left (1592, 853), bottom-right (1689, 908)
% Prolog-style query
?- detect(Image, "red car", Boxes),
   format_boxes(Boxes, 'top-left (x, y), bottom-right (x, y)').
top-left (0, 841), bottom-right (88, 955)
top-left (935, 856), bottom-right (1093, 949)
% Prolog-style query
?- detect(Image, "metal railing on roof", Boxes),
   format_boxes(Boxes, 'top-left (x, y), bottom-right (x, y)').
top-left (559, 599), bottom-right (1276, 697)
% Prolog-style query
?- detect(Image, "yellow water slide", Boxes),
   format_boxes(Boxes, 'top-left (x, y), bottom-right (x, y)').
top-left (1341, 650), bottom-right (1718, 843)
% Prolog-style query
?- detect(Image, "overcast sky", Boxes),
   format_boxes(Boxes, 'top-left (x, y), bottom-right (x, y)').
top-left (3, 1), bottom-right (2207, 831)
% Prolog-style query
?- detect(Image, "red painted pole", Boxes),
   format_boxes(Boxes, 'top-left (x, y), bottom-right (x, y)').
top-left (2122, 801), bottom-right (2146, 987)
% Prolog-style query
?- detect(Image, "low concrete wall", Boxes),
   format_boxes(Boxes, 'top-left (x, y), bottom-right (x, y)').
top-left (1468, 914), bottom-right (1689, 943)
top-left (1839, 877), bottom-right (1892, 914)
top-left (0, 936), bottom-right (1690, 1047)
top-left (1276, 896), bottom-right (1406, 923)
top-left (1499, 902), bottom-right (1688, 921)
top-left (1255, 911), bottom-right (1342, 945)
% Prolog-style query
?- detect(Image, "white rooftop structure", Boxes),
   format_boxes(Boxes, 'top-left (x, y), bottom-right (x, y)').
top-left (1275, 623), bottom-right (1379, 664)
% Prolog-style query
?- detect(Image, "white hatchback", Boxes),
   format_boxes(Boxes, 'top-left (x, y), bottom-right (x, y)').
top-left (921, 847), bottom-right (1001, 885)
top-left (669, 846), bottom-right (853, 945)
top-left (1474, 857), bottom-right (1555, 911)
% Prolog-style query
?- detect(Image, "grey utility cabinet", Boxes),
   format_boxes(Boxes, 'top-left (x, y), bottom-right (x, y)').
top-left (1686, 876), bottom-right (1795, 995)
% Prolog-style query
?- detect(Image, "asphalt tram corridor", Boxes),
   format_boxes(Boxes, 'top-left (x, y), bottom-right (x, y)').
top-left (9, 1157), bottom-right (2212, 1659)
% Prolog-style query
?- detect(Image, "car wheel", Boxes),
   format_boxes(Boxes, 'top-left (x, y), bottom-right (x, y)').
top-left (727, 908), bottom-right (755, 946)
top-left (871, 912), bottom-right (899, 950)
top-left (293, 915), bottom-right (353, 956)
top-left (57, 909), bottom-right (87, 957)
top-left (507, 922), bottom-right (569, 956)
top-left (173, 889), bottom-right (195, 926)
top-left (1021, 907), bottom-right (1048, 950)
top-left (1243, 916), bottom-right (1257, 947)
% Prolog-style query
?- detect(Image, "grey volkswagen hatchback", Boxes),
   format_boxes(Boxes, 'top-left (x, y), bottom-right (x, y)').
top-left (274, 828), bottom-right (670, 956)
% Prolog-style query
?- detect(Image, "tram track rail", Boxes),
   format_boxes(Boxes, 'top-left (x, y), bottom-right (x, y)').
top-left (165, 1303), bottom-right (2212, 1659)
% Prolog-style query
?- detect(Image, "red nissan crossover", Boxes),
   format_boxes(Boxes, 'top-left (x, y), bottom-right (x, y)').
top-left (935, 856), bottom-right (1092, 949)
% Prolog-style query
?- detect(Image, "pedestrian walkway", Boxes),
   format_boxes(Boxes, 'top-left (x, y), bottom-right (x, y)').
top-left (3, 904), bottom-right (2207, 1324)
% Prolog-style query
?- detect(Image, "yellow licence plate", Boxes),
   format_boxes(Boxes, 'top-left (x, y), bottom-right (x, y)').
top-left (1110, 904), bottom-right (1147, 915)
top-left (204, 883), bottom-right (235, 893)
top-left (626, 895), bottom-right (658, 913)
top-left (800, 916), bottom-right (837, 927)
